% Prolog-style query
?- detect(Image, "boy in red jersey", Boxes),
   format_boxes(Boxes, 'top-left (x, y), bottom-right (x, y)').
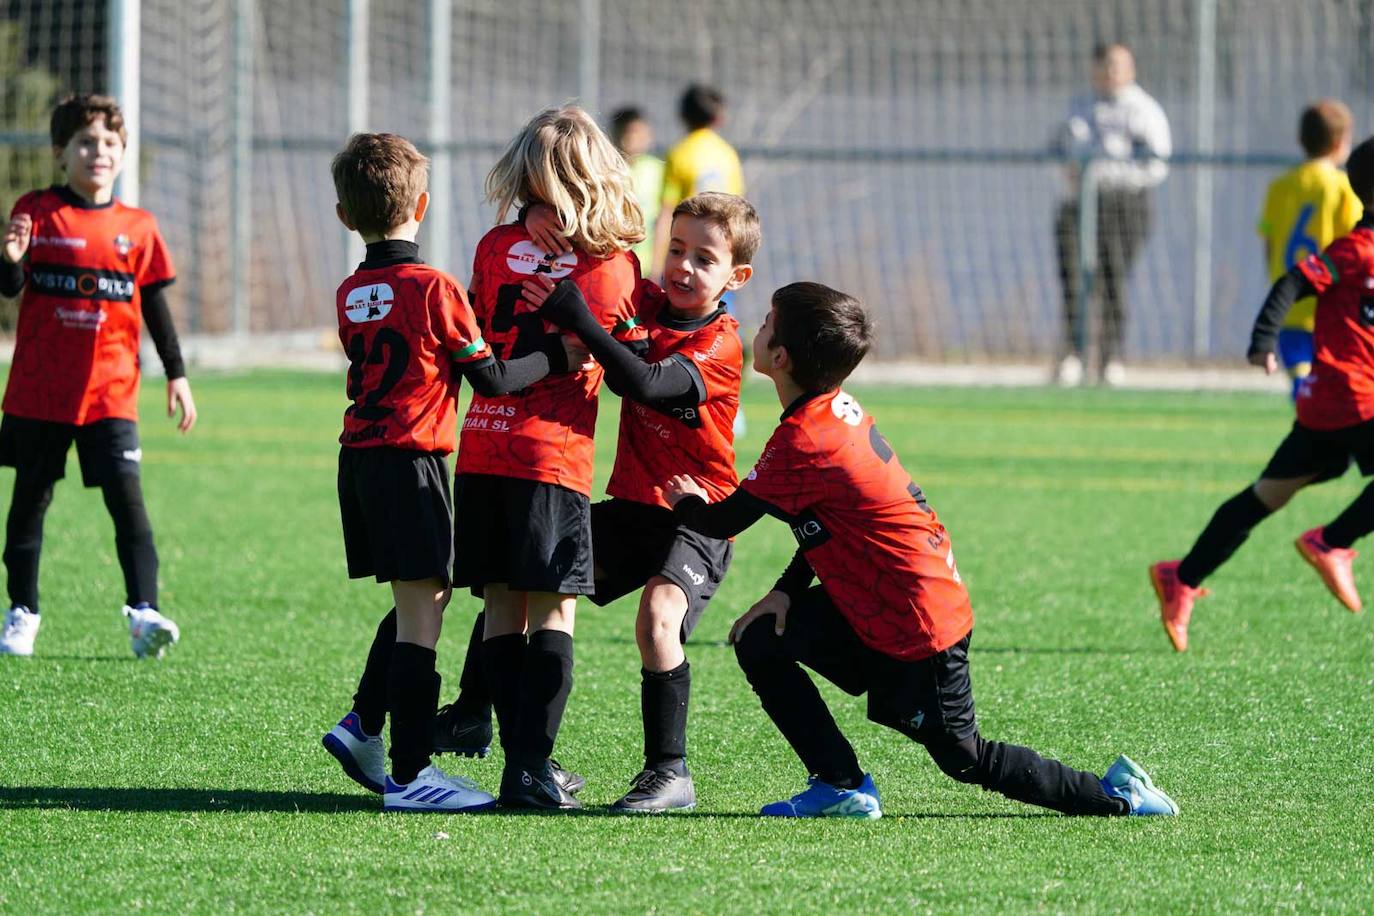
top-left (320, 133), bottom-right (577, 812)
top-left (1151, 137), bottom-right (1374, 650)
top-left (453, 107), bottom-right (647, 810)
top-left (664, 282), bottom-right (1178, 818)
top-left (0, 95), bottom-right (193, 659)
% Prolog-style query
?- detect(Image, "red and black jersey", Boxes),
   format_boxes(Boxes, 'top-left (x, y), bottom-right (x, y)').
top-left (740, 390), bottom-right (973, 661)
top-left (2, 186), bottom-right (175, 425)
top-left (457, 223), bottom-right (645, 495)
top-left (607, 283), bottom-right (741, 507)
top-left (1295, 221), bottom-right (1374, 430)
top-left (337, 245), bottom-right (491, 453)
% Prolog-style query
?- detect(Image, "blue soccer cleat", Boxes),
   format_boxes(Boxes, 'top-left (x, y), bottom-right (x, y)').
top-left (1101, 754), bottom-right (1179, 816)
top-left (322, 711), bottom-right (386, 794)
top-left (760, 774), bottom-right (882, 819)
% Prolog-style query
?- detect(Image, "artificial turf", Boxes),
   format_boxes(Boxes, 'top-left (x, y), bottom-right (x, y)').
top-left (2, 371), bottom-right (1371, 912)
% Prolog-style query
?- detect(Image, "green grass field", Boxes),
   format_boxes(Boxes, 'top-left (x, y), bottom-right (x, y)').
top-left (3, 371), bottom-right (1372, 912)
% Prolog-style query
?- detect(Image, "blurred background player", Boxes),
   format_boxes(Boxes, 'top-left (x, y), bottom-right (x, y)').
top-left (1257, 100), bottom-right (1362, 400)
top-left (321, 132), bottom-right (573, 812)
top-left (609, 107), bottom-right (664, 278)
top-left (0, 95), bottom-right (194, 659)
top-left (1053, 43), bottom-right (1171, 387)
top-left (666, 282), bottom-right (1178, 820)
top-left (452, 106), bottom-right (646, 810)
top-left (1151, 138), bottom-right (1374, 652)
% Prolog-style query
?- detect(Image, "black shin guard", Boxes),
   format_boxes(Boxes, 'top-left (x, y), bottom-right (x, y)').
top-left (481, 633), bottom-right (526, 755)
top-left (1177, 487), bottom-right (1272, 588)
top-left (353, 608), bottom-right (396, 736)
top-left (511, 630), bottom-right (574, 767)
top-left (100, 475), bottom-right (159, 607)
top-left (3, 474), bottom-right (55, 612)
top-left (1322, 482), bottom-right (1374, 548)
top-left (386, 641), bottom-right (440, 785)
top-left (642, 661), bottom-right (690, 772)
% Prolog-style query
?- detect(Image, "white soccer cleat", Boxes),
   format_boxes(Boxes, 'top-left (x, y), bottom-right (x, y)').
top-left (123, 604), bottom-right (179, 659)
top-left (322, 711), bottom-right (387, 794)
top-left (1102, 360), bottom-right (1126, 387)
top-left (383, 763), bottom-right (497, 813)
top-left (1055, 354), bottom-right (1084, 387)
top-left (1, 606), bottom-right (40, 656)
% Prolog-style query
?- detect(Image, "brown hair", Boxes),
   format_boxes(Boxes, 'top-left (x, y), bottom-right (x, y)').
top-left (1300, 100), bottom-right (1352, 158)
top-left (769, 282), bottom-right (872, 391)
top-left (50, 94), bottom-right (127, 149)
top-left (671, 192), bottom-right (762, 265)
top-left (1346, 136), bottom-right (1374, 205)
top-left (331, 133), bottom-right (429, 237)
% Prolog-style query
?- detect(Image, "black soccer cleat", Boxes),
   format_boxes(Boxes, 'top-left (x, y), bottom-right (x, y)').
top-left (550, 758), bottom-right (586, 795)
top-left (498, 759), bottom-right (582, 811)
top-left (431, 702), bottom-right (492, 758)
top-left (610, 766), bottom-right (697, 814)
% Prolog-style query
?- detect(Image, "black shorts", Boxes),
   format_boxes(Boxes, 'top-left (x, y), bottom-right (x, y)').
top-left (452, 473), bottom-right (594, 596)
top-left (775, 586), bottom-right (978, 743)
top-left (1259, 419), bottom-right (1374, 483)
top-left (588, 498), bottom-right (732, 642)
top-left (0, 414), bottom-right (142, 487)
top-left (338, 446), bottom-right (454, 584)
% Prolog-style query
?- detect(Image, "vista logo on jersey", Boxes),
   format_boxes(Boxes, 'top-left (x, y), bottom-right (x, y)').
top-left (345, 283), bottom-right (394, 323)
top-left (505, 240), bottom-right (576, 278)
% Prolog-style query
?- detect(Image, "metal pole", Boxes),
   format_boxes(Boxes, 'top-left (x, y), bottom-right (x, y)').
top-left (107, 0), bottom-right (140, 205)
top-left (231, 0), bottom-right (253, 335)
top-left (428, 0), bottom-right (452, 271)
top-left (345, 0), bottom-right (369, 270)
top-left (1192, 0), bottom-right (1218, 359)
top-left (578, 0), bottom-right (601, 112)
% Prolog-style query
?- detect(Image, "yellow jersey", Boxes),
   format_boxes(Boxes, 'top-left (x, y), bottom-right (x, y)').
top-left (661, 128), bottom-right (744, 208)
top-left (1257, 159), bottom-right (1363, 330)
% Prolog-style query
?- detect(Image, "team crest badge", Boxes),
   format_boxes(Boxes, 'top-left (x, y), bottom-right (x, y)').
top-left (505, 239), bottom-right (576, 278)
top-left (113, 234), bottom-right (132, 257)
top-left (344, 282), bottom-right (394, 323)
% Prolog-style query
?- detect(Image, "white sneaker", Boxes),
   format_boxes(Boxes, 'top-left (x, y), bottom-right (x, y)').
top-left (383, 763), bottom-right (497, 813)
top-left (1102, 360), bottom-right (1126, 387)
top-left (322, 711), bottom-right (386, 794)
top-left (1055, 354), bottom-right (1084, 387)
top-left (124, 604), bottom-right (179, 659)
top-left (1, 606), bottom-right (40, 656)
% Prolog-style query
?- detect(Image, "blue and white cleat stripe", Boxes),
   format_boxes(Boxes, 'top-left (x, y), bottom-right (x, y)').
top-left (322, 711), bottom-right (386, 794)
top-left (1101, 754), bottom-right (1179, 816)
top-left (760, 774), bottom-right (882, 820)
top-left (383, 764), bottom-right (496, 813)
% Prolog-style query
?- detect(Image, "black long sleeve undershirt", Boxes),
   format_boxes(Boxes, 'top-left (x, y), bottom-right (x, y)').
top-left (142, 281), bottom-right (186, 379)
top-left (671, 489), bottom-right (772, 540)
top-left (538, 279), bottom-right (701, 405)
top-left (772, 549), bottom-right (817, 600)
top-left (459, 337), bottom-right (568, 398)
top-left (0, 258), bottom-right (22, 297)
top-left (1248, 266), bottom-right (1316, 358)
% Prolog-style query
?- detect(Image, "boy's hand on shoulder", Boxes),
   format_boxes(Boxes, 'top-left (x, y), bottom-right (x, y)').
top-left (729, 591), bottom-right (791, 643)
top-left (529, 277), bottom-right (591, 329)
top-left (167, 377), bottom-right (197, 433)
top-left (1248, 350), bottom-right (1277, 375)
top-left (664, 474), bottom-right (708, 507)
top-left (3, 213), bottom-right (32, 264)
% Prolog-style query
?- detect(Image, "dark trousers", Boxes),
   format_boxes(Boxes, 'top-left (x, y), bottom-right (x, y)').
top-left (1055, 188), bottom-right (1151, 367)
top-left (732, 586), bottom-right (1122, 816)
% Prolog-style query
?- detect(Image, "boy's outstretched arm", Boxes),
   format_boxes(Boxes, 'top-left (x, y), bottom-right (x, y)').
top-left (1248, 265), bottom-right (1316, 372)
top-left (457, 336), bottom-right (583, 398)
top-left (664, 474), bottom-right (770, 540)
top-left (529, 277), bottom-right (701, 405)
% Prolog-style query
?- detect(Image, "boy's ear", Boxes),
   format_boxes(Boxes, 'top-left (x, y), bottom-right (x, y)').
top-left (723, 263), bottom-right (752, 292)
top-left (413, 190), bottom-right (430, 224)
top-left (335, 203), bottom-right (355, 232)
top-left (52, 146), bottom-right (66, 170)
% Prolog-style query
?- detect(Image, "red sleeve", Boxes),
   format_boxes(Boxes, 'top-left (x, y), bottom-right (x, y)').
top-left (739, 425), bottom-right (816, 516)
top-left (1297, 236), bottom-right (1361, 295)
top-left (136, 216), bottom-right (176, 287)
top-left (433, 276), bottom-right (492, 365)
top-left (578, 255), bottom-right (647, 344)
top-left (10, 191), bottom-right (40, 221)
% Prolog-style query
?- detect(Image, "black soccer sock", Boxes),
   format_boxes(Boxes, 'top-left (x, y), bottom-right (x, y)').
top-left (481, 633), bottom-right (526, 755)
top-left (511, 629), bottom-right (574, 767)
top-left (453, 611), bottom-right (492, 715)
top-left (734, 622), bottom-right (864, 789)
top-left (642, 661), bottom-right (690, 773)
top-left (1177, 487), bottom-right (1273, 588)
top-left (3, 474), bottom-right (55, 613)
top-left (924, 732), bottom-right (1126, 816)
top-left (352, 608), bottom-right (396, 736)
top-left (100, 475), bottom-right (159, 607)
top-left (1321, 482), bottom-right (1374, 548)
top-left (386, 641), bottom-right (440, 785)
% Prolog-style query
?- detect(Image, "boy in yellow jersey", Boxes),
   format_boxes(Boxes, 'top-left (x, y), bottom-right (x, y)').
top-left (1258, 100), bottom-right (1363, 399)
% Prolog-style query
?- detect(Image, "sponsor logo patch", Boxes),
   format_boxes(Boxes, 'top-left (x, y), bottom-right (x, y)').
top-left (344, 283), bottom-right (394, 323)
top-left (31, 265), bottom-right (135, 302)
top-left (505, 240), bottom-right (576, 278)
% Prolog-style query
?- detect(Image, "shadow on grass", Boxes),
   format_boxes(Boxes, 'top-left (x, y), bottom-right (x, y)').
top-left (0, 786), bottom-right (376, 813)
top-left (973, 645), bottom-right (1142, 656)
top-left (23, 655), bottom-right (135, 663)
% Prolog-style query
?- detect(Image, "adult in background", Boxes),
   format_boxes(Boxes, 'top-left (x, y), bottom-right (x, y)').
top-left (1054, 43), bottom-right (1171, 387)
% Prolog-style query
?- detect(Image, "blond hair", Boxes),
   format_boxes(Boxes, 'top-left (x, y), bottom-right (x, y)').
top-left (332, 133), bottom-right (429, 236)
top-left (485, 106), bottom-right (645, 259)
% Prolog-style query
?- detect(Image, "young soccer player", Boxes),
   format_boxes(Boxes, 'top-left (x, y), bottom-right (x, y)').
top-left (452, 106), bottom-right (647, 810)
top-left (0, 94), bottom-right (193, 659)
top-left (1151, 137), bottom-right (1374, 650)
top-left (662, 282), bottom-right (1178, 819)
top-left (1257, 100), bottom-right (1363, 400)
top-left (320, 132), bottom-right (578, 812)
